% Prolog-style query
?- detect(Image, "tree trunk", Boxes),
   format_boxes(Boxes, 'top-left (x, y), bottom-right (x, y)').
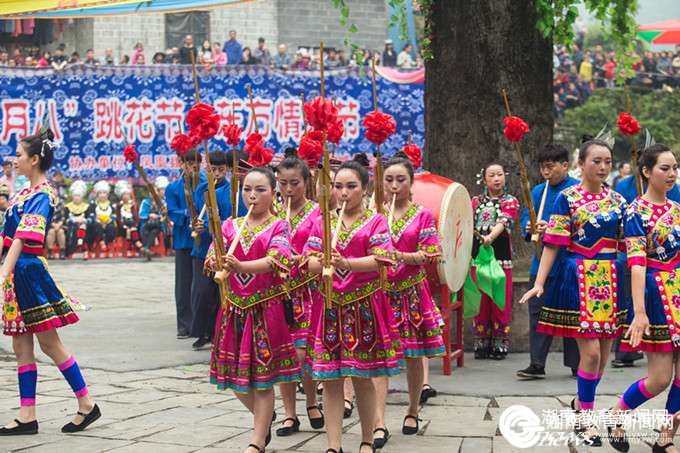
top-left (424, 0), bottom-right (553, 261)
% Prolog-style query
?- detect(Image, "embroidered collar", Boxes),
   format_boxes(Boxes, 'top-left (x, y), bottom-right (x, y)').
top-left (236, 214), bottom-right (278, 254)
top-left (9, 181), bottom-right (56, 210)
top-left (333, 208), bottom-right (373, 249)
top-left (288, 200), bottom-right (317, 233)
top-left (390, 203), bottom-right (420, 242)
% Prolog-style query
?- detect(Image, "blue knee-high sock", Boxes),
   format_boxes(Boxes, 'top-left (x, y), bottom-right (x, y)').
top-left (665, 378), bottom-right (680, 415)
top-left (619, 378), bottom-right (654, 410)
top-left (577, 369), bottom-right (602, 410)
top-left (58, 356), bottom-right (88, 398)
top-left (18, 363), bottom-right (37, 407)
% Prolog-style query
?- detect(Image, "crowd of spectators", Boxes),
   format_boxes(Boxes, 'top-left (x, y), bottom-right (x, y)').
top-left (553, 43), bottom-right (680, 117)
top-left (0, 31), bottom-right (425, 71)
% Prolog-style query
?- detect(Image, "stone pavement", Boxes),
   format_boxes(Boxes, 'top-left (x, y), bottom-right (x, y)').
top-left (0, 260), bottom-right (668, 452)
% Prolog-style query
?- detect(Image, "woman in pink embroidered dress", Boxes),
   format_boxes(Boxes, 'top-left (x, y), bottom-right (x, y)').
top-left (372, 155), bottom-right (445, 446)
top-left (519, 140), bottom-right (627, 446)
top-left (304, 160), bottom-right (401, 453)
top-left (208, 167), bottom-right (301, 453)
top-left (274, 155), bottom-right (324, 436)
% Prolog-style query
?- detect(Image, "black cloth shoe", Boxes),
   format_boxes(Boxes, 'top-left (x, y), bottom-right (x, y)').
top-left (343, 399), bottom-right (354, 419)
top-left (361, 441), bottom-right (376, 452)
top-left (516, 364), bottom-right (546, 379)
top-left (402, 414), bottom-right (420, 435)
top-left (192, 337), bottom-right (211, 350)
top-left (61, 404), bottom-right (101, 433)
top-left (607, 425), bottom-right (630, 452)
top-left (247, 443), bottom-right (264, 453)
top-left (611, 359), bottom-right (635, 368)
top-left (0, 419), bottom-right (38, 436)
top-left (419, 384), bottom-right (437, 404)
top-left (326, 449), bottom-right (343, 453)
top-left (176, 332), bottom-right (191, 339)
top-left (653, 442), bottom-right (676, 453)
top-left (307, 405), bottom-right (324, 429)
top-left (275, 417), bottom-right (300, 436)
top-left (372, 427), bottom-right (389, 449)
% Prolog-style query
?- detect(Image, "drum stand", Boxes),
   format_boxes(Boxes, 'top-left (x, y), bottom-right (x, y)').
top-left (440, 286), bottom-right (464, 374)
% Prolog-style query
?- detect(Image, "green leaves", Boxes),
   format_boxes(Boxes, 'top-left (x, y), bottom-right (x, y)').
top-left (535, 1), bottom-right (639, 85)
top-left (561, 88), bottom-right (680, 154)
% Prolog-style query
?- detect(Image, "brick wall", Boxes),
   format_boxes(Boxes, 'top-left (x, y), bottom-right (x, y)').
top-left (58, 0), bottom-right (387, 62)
top-left (277, 0), bottom-right (388, 53)
top-left (92, 14), bottom-right (165, 62)
top-left (209, 0), bottom-right (278, 52)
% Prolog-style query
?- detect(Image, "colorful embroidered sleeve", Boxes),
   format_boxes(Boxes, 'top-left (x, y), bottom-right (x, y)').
top-left (498, 195), bottom-right (519, 232)
top-left (624, 204), bottom-right (647, 268)
top-left (266, 220), bottom-right (292, 273)
top-left (543, 193), bottom-right (571, 247)
top-left (302, 222), bottom-right (323, 259)
top-left (368, 214), bottom-right (396, 265)
top-left (15, 193), bottom-right (50, 245)
top-left (417, 209), bottom-right (442, 257)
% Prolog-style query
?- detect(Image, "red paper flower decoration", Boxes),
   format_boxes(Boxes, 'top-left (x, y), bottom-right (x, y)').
top-left (326, 119), bottom-right (344, 145)
top-left (304, 96), bottom-right (338, 131)
top-left (244, 132), bottom-right (264, 154)
top-left (616, 112), bottom-right (641, 136)
top-left (363, 111), bottom-right (396, 145)
top-left (186, 103), bottom-right (220, 141)
top-left (248, 146), bottom-right (274, 167)
top-left (298, 130), bottom-right (324, 168)
top-left (186, 103), bottom-right (214, 128)
top-left (170, 133), bottom-right (192, 156)
top-left (222, 124), bottom-right (243, 147)
top-left (123, 144), bottom-right (138, 163)
top-left (502, 116), bottom-right (530, 143)
top-left (401, 143), bottom-right (422, 169)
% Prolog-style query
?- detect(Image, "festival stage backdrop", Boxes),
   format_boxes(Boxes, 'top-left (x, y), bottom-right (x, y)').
top-left (0, 65), bottom-right (424, 180)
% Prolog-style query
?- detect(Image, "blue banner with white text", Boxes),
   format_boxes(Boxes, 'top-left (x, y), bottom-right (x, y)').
top-left (0, 65), bottom-right (424, 180)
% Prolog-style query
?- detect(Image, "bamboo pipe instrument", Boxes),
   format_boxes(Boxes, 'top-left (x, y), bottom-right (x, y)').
top-left (501, 89), bottom-right (536, 237)
top-left (331, 201), bottom-right (347, 250)
top-left (531, 181), bottom-right (549, 242)
top-left (191, 204), bottom-right (207, 238)
top-left (386, 193), bottom-right (397, 230)
top-left (285, 196), bottom-right (292, 225)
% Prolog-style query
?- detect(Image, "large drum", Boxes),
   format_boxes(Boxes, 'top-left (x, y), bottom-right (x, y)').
top-left (412, 172), bottom-right (474, 293)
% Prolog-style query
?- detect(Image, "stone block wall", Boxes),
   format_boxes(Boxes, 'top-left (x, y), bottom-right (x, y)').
top-left (277, 0), bottom-right (388, 52)
top-left (209, 0), bottom-right (278, 51)
top-left (57, 0), bottom-right (388, 61)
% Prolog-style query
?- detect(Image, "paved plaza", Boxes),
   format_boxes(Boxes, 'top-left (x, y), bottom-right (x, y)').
top-left (0, 259), bottom-right (665, 452)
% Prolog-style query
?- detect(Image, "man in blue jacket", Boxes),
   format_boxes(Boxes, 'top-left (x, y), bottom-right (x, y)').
top-left (190, 150), bottom-right (247, 350)
top-left (223, 30), bottom-right (242, 65)
top-left (166, 150), bottom-right (205, 339)
top-left (517, 144), bottom-right (581, 380)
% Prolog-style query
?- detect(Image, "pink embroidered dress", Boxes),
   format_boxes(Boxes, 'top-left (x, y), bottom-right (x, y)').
top-left (303, 209), bottom-right (402, 380)
top-left (209, 215), bottom-right (301, 393)
top-left (620, 198), bottom-right (680, 352)
top-left (277, 200), bottom-right (320, 348)
top-left (537, 185), bottom-right (627, 338)
top-left (2, 182), bottom-right (79, 335)
top-left (386, 203), bottom-right (445, 358)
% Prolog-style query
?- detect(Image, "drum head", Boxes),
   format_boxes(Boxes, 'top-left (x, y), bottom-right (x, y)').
top-left (438, 182), bottom-right (474, 292)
